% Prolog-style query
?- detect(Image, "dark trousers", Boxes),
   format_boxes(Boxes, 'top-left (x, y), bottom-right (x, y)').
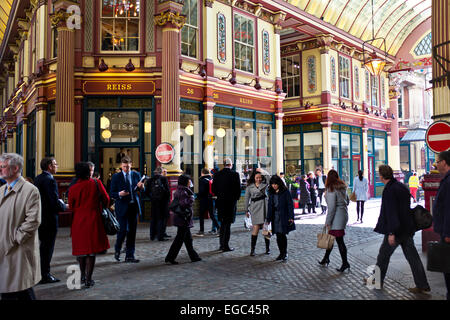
top-left (309, 192), bottom-right (317, 210)
top-left (210, 200), bottom-right (220, 232)
top-left (356, 201), bottom-right (365, 220)
top-left (444, 273), bottom-right (450, 300)
top-left (150, 202), bottom-right (168, 240)
top-left (199, 197), bottom-right (219, 233)
top-left (276, 233), bottom-right (287, 257)
top-left (115, 202), bottom-right (138, 258)
top-left (1, 288), bottom-right (36, 300)
top-left (38, 223), bottom-right (58, 277)
top-left (219, 222), bottom-right (232, 250)
top-left (166, 226), bottom-right (200, 261)
top-left (376, 234), bottom-right (429, 288)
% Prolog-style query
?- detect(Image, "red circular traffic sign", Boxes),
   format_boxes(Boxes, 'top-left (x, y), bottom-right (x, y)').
top-left (155, 143), bottom-right (175, 164)
top-left (425, 121), bottom-right (450, 153)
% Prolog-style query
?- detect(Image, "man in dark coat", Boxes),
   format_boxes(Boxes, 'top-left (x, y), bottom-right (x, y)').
top-left (146, 167), bottom-right (170, 241)
top-left (110, 156), bottom-right (145, 263)
top-left (212, 158), bottom-right (241, 252)
top-left (433, 150), bottom-right (450, 300)
top-left (196, 168), bottom-right (220, 236)
top-left (315, 168), bottom-right (327, 214)
top-left (34, 157), bottom-right (66, 284)
top-left (370, 164), bottom-right (430, 293)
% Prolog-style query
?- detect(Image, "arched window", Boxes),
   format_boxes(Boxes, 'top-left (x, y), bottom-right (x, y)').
top-left (413, 32), bottom-right (432, 56)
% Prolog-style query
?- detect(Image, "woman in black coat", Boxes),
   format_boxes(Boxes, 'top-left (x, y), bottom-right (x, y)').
top-left (298, 175), bottom-right (311, 214)
top-left (165, 174), bottom-right (201, 264)
top-left (307, 172), bottom-right (317, 213)
top-left (266, 175), bottom-right (296, 262)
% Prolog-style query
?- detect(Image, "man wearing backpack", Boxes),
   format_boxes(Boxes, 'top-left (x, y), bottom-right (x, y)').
top-left (147, 167), bottom-right (170, 241)
top-left (196, 168), bottom-right (220, 237)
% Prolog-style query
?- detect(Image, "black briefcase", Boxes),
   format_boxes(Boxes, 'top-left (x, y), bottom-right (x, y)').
top-left (427, 241), bottom-right (450, 273)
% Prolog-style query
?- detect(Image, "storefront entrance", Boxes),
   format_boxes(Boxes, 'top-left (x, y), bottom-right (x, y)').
top-left (83, 97), bottom-right (154, 191)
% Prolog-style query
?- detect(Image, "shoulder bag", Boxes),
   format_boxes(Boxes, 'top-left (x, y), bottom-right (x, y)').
top-left (427, 241), bottom-right (450, 273)
top-left (317, 226), bottom-right (335, 250)
top-left (94, 179), bottom-right (120, 236)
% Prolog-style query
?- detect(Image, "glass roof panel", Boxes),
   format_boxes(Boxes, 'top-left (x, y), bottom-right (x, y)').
top-left (286, 0), bottom-right (432, 56)
top-left (0, 0), bottom-right (13, 46)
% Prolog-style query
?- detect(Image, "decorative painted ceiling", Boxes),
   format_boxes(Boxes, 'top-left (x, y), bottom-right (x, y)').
top-left (0, 0), bottom-right (13, 45)
top-left (285, 0), bottom-right (432, 56)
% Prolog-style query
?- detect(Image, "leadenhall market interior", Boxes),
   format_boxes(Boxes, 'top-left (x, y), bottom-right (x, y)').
top-left (0, 0), bottom-right (444, 222)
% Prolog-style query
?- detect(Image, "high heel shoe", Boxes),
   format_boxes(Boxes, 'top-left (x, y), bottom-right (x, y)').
top-left (165, 258), bottom-right (178, 265)
top-left (318, 257), bottom-right (330, 266)
top-left (336, 263), bottom-right (350, 272)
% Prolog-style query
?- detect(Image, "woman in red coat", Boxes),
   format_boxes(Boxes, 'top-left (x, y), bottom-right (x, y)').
top-left (68, 162), bottom-right (110, 288)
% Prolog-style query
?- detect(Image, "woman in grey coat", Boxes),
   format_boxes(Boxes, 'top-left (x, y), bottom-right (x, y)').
top-left (319, 169), bottom-right (350, 272)
top-left (352, 170), bottom-right (369, 223)
top-left (244, 168), bottom-right (271, 256)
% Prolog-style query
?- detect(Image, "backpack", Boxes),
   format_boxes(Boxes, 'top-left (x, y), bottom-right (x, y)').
top-left (411, 205), bottom-right (432, 231)
top-left (150, 177), bottom-right (165, 201)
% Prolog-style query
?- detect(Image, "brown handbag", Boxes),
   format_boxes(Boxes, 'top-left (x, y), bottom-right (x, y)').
top-left (349, 191), bottom-right (357, 202)
top-left (317, 226), bottom-right (335, 250)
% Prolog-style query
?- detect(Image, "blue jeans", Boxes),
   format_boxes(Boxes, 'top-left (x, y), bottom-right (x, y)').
top-left (376, 234), bottom-right (429, 289)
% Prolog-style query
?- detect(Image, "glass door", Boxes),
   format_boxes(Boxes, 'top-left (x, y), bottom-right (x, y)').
top-left (99, 147), bottom-right (140, 192)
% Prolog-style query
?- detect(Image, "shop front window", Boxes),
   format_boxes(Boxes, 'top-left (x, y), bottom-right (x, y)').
top-left (99, 111), bottom-right (139, 143)
top-left (180, 112), bottom-right (201, 192)
top-left (303, 131), bottom-right (322, 174)
top-left (331, 132), bottom-right (339, 158)
top-left (235, 120), bottom-right (254, 183)
top-left (341, 133), bottom-right (350, 159)
top-left (213, 117), bottom-right (233, 169)
top-left (256, 122), bottom-right (272, 172)
top-left (101, 0), bottom-right (140, 52)
top-left (284, 133), bottom-right (301, 176)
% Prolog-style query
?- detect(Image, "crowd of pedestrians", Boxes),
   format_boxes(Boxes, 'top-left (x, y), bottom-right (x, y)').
top-left (1, 151), bottom-right (450, 301)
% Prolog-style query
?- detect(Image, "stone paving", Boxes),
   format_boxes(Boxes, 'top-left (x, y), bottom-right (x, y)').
top-left (33, 199), bottom-right (447, 300)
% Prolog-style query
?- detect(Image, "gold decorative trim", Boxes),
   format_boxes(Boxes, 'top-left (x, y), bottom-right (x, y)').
top-left (154, 11), bottom-right (186, 29)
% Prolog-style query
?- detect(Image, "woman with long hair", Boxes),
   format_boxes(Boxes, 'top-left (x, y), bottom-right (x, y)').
top-left (318, 169), bottom-right (350, 272)
top-left (353, 170), bottom-right (369, 223)
top-left (244, 168), bottom-right (271, 256)
top-left (267, 175), bottom-right (295, 262)
top-left (68, 162), bottom-right (110, 288)
top-left (165, 174), bottom-right (201, 264)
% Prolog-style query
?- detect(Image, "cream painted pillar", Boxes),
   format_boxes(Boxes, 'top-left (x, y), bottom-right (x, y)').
top-left (275, 113), bottom-right (284, 175)
top-left (320, 51), bottom-right (331, 93)
top-left (321, 122), bottom-right (332, 174)
top-left (362, 128), bottom-right (369, 180)
top-left (203, 1), bottom-right (214, 60)
top-left (14, 55), bottom-right (19, 87)
top-left (12, 131), bottom-right (17, 153)
top-left (22, 123), bottom-right (27, 176)
top-left (203, 102), bottom-right (215, 170)
top-left (36, 105), bottom-right (47, 175)
top-left (23, 36), bottom-right (30, 79)
top-left (37, 3), bottom-right (47, 61)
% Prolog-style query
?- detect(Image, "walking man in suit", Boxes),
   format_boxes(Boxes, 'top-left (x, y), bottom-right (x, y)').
top-left (315, 168), bottom-right (327, 214)
top-left (0, 153), bottom-right (41, 300)
top-left (110, 156), bottom-right (145, 263)
top-left (147, 167), bottom-right (170, 241)
top-left (34, 157), bottom-right (66, 284)
top-left (212, 158), bottom-right (241, 252)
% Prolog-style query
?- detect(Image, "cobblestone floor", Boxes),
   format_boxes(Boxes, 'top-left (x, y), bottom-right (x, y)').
top-left (33, 199), bottom-right (446, 300)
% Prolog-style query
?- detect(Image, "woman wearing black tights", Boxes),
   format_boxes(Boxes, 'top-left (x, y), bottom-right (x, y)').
top-left (352, 170), bottom-right (369, 223)
top-left (318, 170), bottom-right (350, 272)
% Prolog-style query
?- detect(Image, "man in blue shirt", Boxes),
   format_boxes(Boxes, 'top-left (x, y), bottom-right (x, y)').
top-left (433, 150), bottom-right (450, 300)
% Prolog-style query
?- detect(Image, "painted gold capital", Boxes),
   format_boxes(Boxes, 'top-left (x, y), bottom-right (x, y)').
top-left (154, 11), bottom-right (186, 29)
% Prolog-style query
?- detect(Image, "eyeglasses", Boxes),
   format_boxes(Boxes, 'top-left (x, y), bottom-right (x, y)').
top-left (436, 159), bottom-right (444, 164)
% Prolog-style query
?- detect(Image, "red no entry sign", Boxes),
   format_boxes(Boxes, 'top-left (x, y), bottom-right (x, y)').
top-left (425, 121), bottom-right (450, 153)
top-left (155, 143), bottom-right (175, 164)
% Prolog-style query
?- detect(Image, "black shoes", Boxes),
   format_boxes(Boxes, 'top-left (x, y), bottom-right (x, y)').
top-left (165, 258), bottom-right (178, 265)
top-left (191, 257), bottom-right (202, 262)
top-left (85, 279), bottom-right (95, 288)
top-left (114, 252), bottom-right (121, 262)
top-left (250, 249), bottom-right (256, 256)
top-left (275, 254), bottom-right (287, 261)
top-left (39, 274), bottom-right (60, 284)
top-left (336, 262), bottom-right (350, 273)
top-left (318, 257), bottom-right (330, 266)
top-left (125, 257), bottom-right (140, 263)
top-left (222, 247), bottom-right (235, 252)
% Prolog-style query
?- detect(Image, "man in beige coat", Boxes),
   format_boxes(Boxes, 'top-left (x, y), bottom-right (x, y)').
top-left (0, 153), bottom-right (42, 300)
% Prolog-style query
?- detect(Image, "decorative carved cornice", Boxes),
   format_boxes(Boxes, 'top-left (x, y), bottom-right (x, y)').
top-left (154, 11), bottom-right (186, 29)
top-left (50, 10), bottom-right (72, 28)
top-left (205, 0), bottom-right (215, 8)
